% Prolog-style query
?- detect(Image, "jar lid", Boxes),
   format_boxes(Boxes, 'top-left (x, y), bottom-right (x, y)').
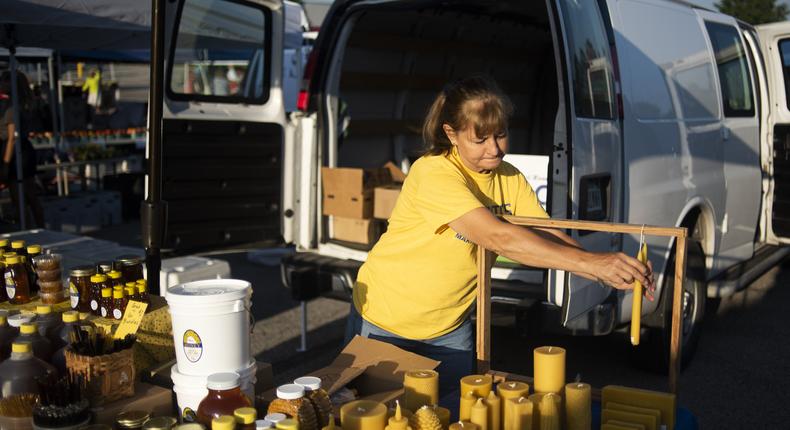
top-left (12, 342), bottom-right (31, 353)
top-left (294, 376), bottom-right (322, 391)
top-left (125, 286), bottom-right (136, 296)
top-left (62, 311), bottom-right (79, 323)
top-left (6, 255), bottom-right (20, 264)
top-left (70, 265), bottom-right (96, 277)
top-left (0, 239), bottom-right (8, 246)
top-left (234, 407), bottom-right (257, 424)
top-left (142, 416), bottom-right (177, 430)
top-left (27, 245), bottom-right (41, 254)
top-left (108, 271), bottom-right (123, 279)
top-left (0, 314), bottom-right (6, 325)
top-left (8, 312), bottom-right (35, 327)
top-left (166, 279), bottom-right (251, 305)
top-left (2, 252), bottom-right (17, 258)
top-left (97, 261), bottom-right (114, 272)
top-left (211, 416), bottom-right (235, 430)
top-left (91, 274), bottom-right (108, 283)
top-left (126, 282), bottom-right (137, 288)
top-left (11, 240), bottom-right (25, 249)
top-left (206, 372), bottom-right (241, 390)
top-left (174, 424), bottom-right (205, 430)
top-left (101, 288), bottom-right (112, 298)
top-left (263, 414), bottom-right (286, 424)
top-left (114, 289), bottom-right (124, 299)
top-left (36, 305), bottom-right (52, 315)
top-left (117, 255), bottom-right (144, 265)
top-left (116, 410), bottom-right (152, 428)
top-left (20, 322), bottom-right (38, 334)
top-left (255, 420), bottom-right (273, 430)
top-left (276, 384), bottom-right (305, 400)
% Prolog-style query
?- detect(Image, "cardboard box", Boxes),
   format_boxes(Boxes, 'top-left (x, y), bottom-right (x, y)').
top-left (374, 185), bottom-right (402, 220)
top-left (260, 336), bottom-right (439, 406)
top-left (322, 167), bottom-right (390, 219)
top-left (92, 382), bottom-right (173, 425)
top-left (382, 161), bottom-right (407, 183)
top-left (332, 217), bottom-right (381, 245)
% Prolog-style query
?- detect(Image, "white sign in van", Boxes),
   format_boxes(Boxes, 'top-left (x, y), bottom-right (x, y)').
top-left (503, 154), bottom-right (550, 210)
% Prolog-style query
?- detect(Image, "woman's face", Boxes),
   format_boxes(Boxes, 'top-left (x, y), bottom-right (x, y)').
top-left (443, 123), bottom-right (508, 173)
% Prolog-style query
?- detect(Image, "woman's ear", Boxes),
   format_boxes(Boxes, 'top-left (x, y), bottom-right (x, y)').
top-left (442, 124), bottom-right (456, 145)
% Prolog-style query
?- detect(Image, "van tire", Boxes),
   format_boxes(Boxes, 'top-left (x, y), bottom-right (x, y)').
top-left (632, 241), bottom-right (706, 373)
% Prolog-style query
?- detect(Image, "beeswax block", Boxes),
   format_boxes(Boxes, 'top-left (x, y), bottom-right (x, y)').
top-left (601, 410), bottom-right (657, 430)
top-left (605, 402), bottom-right (662, 424)
top-left (602, 386), bottom-right (676, 430)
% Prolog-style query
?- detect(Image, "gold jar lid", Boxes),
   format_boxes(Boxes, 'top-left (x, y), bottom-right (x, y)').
top-left (142, 416), bottom-right (177, 430)
top-left (174, 424), bottom-right (205, 430)
top-left (70, 265), bottom-right (97, 277)
top-left (117, 410), bottom-right (152, 429)
top-left (117, 254), bottom-right (144, 266)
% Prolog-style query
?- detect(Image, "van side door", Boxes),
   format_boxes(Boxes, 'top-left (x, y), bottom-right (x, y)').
top-left (163, 0), bottom-right (287, 251)
top-left (554, 0), bottom-right (622, 326)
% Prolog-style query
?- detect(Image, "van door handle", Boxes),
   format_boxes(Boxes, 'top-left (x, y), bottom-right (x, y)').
top-left (721, 126), bottom-right (730, 141)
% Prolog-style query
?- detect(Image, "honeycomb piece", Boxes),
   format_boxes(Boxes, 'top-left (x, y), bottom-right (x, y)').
top-left (410, 406), bottom-right (443, 430)
top-left (268, 397), bottom-right (318, 430)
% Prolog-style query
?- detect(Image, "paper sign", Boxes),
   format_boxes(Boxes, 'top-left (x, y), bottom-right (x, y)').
top-left (503, 154), bottom-right (550, 209)
top-left (114, 300), bottom-right (148, 339)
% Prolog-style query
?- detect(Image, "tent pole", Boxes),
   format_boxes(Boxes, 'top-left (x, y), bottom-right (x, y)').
top-left (47, 55), bottom-right (58, 147)
top-left (142, 0), bottom-right (168, 296)
top-left (8, 51), bottom-right (27, 230)
top-left (56, 54), bottom-right (66, 152)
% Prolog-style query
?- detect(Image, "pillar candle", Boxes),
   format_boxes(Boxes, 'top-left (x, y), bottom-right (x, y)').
top-left (435, 407), bottom-right (450, 429)
top-left (498, 381), bottom-right (529, 430)
top-left (404, 370), bottom-right (440, 412)
top-left (538, 394), bottom-right (560, 430)
top-left (484, 392), bottom-right (501, 430)
top-left (508, 397), bottom-right (533, 430)
top-left (533, 347), bottom-right (565, 394)
top-left (461, 375), bottom-right (493, 398)
top-left (386, 401), bottom-right (410, 430)
top-left (341, 400), bottom-right (388, 430)
top-left (564, 383), bottom-right (591, 430)
top-left (469, 398), bottom-right (488, 430)
top-left (527, 394), bottom-right (543, 430)
top-left (459, 391), bottom-right (477, 422)
top-left (448, 422), bottom-right (479, 430)
top-left (323, 414), bottom-right (342, 430)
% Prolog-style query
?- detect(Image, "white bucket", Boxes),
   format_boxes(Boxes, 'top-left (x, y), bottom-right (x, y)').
top-left (166, 279), bottom-right (252, 375)
top-left (171, 361), bottom-right (257, 422)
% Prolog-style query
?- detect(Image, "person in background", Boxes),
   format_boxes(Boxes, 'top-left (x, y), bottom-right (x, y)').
top-left (82, 68), bottom-right (101, 109)
top-left (0, 70), bottom-right (45, 227)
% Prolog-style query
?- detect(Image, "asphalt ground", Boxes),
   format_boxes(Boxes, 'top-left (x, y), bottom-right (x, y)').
top-left (85, 222), bottom-right (790, 428)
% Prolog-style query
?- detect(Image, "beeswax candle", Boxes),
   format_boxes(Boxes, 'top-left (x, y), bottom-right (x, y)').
top-left (631, 243), bottom-right (648, 346)
top-left (459, 392), bottom-right (477, 422)
top-left (341, 400), bottom-right (388, 430)
top-left (565, 383), bottom-right (591, 430)
top-left (538, 394), bottom-right (560, 430)
top-left (470, 398), bottom-right (488, 430)
top-left (484, 392), bottom-right (501, 430)
top-left (508, 397), bottom-right (533, 430)
top-left (386, 401), bottom-right (409, 430)
top-left (404, 370), bottom-right (440, 412)
top-left (448, 422), bottom-right (479, 430)
top-left (498, 382), bottom-right (529, 430)
top-left (461, 375), bottom-right (493, 398)
top-left (533, 347), bottom-right (565, 394)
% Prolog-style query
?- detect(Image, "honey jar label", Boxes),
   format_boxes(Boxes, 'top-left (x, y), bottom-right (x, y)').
top-left (69, 283), bottom-right (79, 309)
top-left (91, 300), bottom-right (98, 311)
top-left (6, 285), bottom-right (14, 299)
top-left (182, 407), bottom-right (197, 422)
top-left (113, 309), bottom-right (122, 319)
top-left (182, 329), bottom-right (203, 362)
top-left (4, 272), bottom-right (13, 287)
top-left (101, 307), bottom-right (108, 318)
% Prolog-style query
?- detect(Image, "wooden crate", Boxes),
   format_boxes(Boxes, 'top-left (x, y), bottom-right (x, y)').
top-left (475, 216), bottom-right (688, 395)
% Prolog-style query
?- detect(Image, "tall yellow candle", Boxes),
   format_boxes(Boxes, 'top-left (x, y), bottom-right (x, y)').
top-left (527, 394), bottom-right (543, 430)
top-left (538, 394), bottom-right (560, 430)
top-left (341, 400), bottom-right (388, 430)
top-left (323, 414), bottom-right (342, 430)
top-left (498, 382), bottom-right (529, 430)
top-left (508, 397), bottom-right (533, 430)
top-left (469, 399), bottom-right (488, 430)
top-left (434, 407), bottom-right (450, 429)
top-left (448, 422), bottom-right (479, 430)
top-left (386, 401), bottom-right (409, 430)
top-left (533, 347), bottom-right (565, 394)
top-left (388, 407), bottom-right (414, 421)
top-left (404, 370), bottom-right (440, 412)
top-left (484, 392), bottom-right (501, 430)
top-left (460, 375), bottom-right (493, 398)
top-left (630, 243), bottom-right (648, 346)
top-left (459, 392), bottom-right (477, 422)
top-left (564, 383), bottom-right (591, 430)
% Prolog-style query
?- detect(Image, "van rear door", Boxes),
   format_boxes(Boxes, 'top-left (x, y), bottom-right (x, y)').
top-left (756, 22), bottom-right (790, 244)
top-left (163, 0), bottom-right (287, 251)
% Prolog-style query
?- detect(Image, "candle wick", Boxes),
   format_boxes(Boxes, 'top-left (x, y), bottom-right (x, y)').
top-left (548, 346), bottom-right (552, 352)
top-left (508, 383), bottom-right (516, 388)
top-left (357, 407), bottom-right (366, 413)
top-left (475, 379), bottom-right (482, 383)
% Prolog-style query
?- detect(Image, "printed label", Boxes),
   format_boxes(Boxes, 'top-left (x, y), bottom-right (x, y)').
top-left (69, 283), bottom-right (79, 309)
top-left (182, 407), bottom-right (197, 423)
top-left (182, 329), bottom-right (203, 363)
top-left (90, 300), bottom-right (98, 311)
top-left (4, 272), bottom-right (13, 287)
top-left (113, 309), bottom-right (122, 319)
top-left (6, 286), bottom-right (14, 299)
top-left (100, 307), bottom-right (108, 318)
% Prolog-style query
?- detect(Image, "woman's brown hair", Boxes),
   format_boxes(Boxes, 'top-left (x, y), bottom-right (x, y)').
top-left (422, 75), bottom-right (514, 156)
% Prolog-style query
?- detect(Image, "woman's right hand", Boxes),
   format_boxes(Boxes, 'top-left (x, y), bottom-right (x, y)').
top-left (587, 252), bottom-right (655, 297)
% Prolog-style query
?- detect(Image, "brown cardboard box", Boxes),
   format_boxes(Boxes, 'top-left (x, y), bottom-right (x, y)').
top-left (322, 167), bottom-right (391, 218)
top-left (374, 185), bottom-right (402, 220)
top-left (332, 217), bottom-right (381, 245)
top-left (259, 336), bottom-right (439, 406)
top-left (382, 161), bottom-right (407, 183)
top-left (92, 382), bottom-right (173, 425)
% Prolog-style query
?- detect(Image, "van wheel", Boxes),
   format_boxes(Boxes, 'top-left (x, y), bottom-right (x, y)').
top-left (633, 241), bottom-right (705, 373)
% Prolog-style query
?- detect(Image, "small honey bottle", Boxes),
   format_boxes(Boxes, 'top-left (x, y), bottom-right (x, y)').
top-left (112, 288), bottom-right (127, 320)
top-left (99, 287), bottom-right (113, 318)
top-left (5, 256), bottom-right (31, 305)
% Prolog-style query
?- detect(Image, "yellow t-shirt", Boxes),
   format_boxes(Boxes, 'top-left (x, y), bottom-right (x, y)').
top-left (353, 148), bottom-right (549, 339)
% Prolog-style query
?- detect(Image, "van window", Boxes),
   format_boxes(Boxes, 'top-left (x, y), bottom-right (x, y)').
top-left (778, 39), bottom-right (790, 110)
top-left (558, 0), bottom-right (615, 119)
top-left (704, 21), bottom-right (755, 117)
top-left (168, 0), bottom-right (270, 104)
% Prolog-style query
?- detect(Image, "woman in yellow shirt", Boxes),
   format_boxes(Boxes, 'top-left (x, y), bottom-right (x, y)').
top-left (346, 75), bottom-right (654, 397)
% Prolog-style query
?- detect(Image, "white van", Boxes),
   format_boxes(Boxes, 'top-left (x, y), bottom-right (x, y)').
top-left (162, 0), bottom-right (789, 368)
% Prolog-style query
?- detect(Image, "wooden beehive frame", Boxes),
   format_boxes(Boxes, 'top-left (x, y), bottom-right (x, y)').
top-left (475, 216), bottom-right (687, 395)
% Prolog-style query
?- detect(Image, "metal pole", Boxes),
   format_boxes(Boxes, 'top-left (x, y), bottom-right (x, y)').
top-left (8, 51), bottom-right (27, 230)
top-left (142, 0), bottom-right (168, 296)
top-left (56, 54), bottom-right (66, 152)
top-left (47, 55), bottom-right (58, 146)
top-left (297, 301), bottom-right (308, 352)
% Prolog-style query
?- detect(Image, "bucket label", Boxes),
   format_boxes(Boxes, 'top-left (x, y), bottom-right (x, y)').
top-left (69, 282), bottom-right (79, 309)
top-left (182, 329), bottom-right (203, 363)
top-left (182, 407), bottom-right (197, 423)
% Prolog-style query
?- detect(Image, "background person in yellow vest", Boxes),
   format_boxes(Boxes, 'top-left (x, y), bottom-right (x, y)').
top-left (82, 68), bottom-right (101, 109)
top-left (345, 75), bottom-right (656, 399)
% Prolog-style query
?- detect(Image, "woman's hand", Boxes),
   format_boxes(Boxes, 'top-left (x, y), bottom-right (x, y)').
top-left (586, 252), bottom-right (656, 300)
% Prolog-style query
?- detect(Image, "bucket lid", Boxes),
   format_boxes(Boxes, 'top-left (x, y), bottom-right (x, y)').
top-left (166, 279), bottom-right (251, 305)
top-left (207, 372), bottom-right (241, 390)
top-left (293, 376), bottom-right (322, 391)
top-left (7, 312), bottom-right (35, 327)
top-left (263, 414), bottom-right (286, 424)
top-left (171, 362), bottom-right (256, 387)
top-left (276, 384), bottom-right (305, 400)
top-left (255, 420), bottom-right (274, 430)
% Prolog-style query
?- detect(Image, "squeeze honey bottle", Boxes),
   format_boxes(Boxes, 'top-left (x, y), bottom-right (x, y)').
top-left (112, 288), bottom-right (127, 320)
top-left (99, 288), bottom-right (112, 318)
top-left (26, 244), bottom-right (41, 295)
top-left (125, 285), bottom-right (138, 302)
top-left (136, 280), bottom-right (149, 304)
top-left (89, 274), bottom-right (109, 316)
top-left (0, 262), bottom-right (7, 303)
top-left (5, 255), bottom-right (31, 305)
top-left (108, 270), bottom-right (124, 288)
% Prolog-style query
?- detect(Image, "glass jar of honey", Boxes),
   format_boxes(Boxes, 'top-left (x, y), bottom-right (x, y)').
top-left (116, 255), bottom-right (144, 284)
top-left (196, 373), bottom-right (252, 428)
top-left (69, 266), bottom-right (96, 312)
top-left (5, 256), bottom-right (31, 305)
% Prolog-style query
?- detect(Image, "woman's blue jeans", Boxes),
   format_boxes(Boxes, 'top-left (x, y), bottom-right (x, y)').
top-left (344, 303), bottom-right (474, 407)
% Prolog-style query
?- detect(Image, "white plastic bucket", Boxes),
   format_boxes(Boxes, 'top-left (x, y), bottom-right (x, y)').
top-left (171, 361), bottom-right (257, 422)
top-left (166, 279), bottom-right (252, 375)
